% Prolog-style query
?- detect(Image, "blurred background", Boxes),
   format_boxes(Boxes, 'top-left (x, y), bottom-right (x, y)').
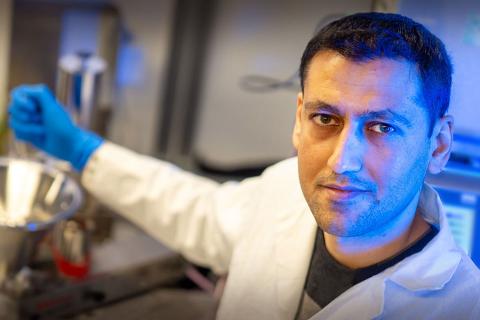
top-left (0, 0), bottom-right (479, 319)
top-left (1, 0), bottom-right (480, 173)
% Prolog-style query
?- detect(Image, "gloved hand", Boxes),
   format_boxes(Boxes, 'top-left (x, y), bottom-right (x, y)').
top-left (8, 84), bottom-right (103, 171)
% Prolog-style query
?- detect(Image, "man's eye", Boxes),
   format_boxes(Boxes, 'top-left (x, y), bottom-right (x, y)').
top-left (313, 114), bottom-right (339, 126)
top-left (369, 123), bottom-right (395, 134)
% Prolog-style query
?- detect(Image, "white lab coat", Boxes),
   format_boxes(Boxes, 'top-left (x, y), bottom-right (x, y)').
top-left (82, 142), bottom-right (480, 319)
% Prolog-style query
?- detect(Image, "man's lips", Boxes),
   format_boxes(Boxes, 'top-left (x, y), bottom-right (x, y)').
top-left (320, 183), bottom-right (370, 200)
top-left (322, 183), bottom-right (368, 192)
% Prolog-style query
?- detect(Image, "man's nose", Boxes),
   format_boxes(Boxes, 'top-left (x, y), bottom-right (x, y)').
top-left (327, 126), bottom-right (363, 174)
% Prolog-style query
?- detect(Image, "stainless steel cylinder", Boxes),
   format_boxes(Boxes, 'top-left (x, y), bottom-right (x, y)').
top-left (56, 53), bottom-right (106, 130)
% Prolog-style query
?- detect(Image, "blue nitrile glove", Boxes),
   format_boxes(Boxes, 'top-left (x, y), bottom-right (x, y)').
top-left (8, 84), bottom-right (104, 171)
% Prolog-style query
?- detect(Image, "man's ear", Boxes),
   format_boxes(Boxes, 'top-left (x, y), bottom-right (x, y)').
top-left (292, 92), bottom-right (303, 150)
top-left (428, 115), bottom-right (454, 174)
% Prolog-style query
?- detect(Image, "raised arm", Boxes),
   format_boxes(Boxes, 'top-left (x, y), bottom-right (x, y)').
top-left (8, 84), bottom-right (259, 273)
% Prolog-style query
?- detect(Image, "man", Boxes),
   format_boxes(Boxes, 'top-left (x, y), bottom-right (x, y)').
top-left (9, 12), bottom-right (480, 320)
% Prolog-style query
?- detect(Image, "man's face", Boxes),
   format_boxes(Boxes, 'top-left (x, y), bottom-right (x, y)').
top-left (293, 50), bottom-right (434, 237)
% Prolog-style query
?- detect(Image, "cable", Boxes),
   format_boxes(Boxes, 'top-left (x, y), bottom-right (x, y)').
top-left (238, 13), bottom-right (347, 94)
top-left (239, 72), bottom-right (299, 93)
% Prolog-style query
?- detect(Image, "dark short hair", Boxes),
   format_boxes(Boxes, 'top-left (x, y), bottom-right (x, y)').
top-left (299, 12), bottom-right (452, 133)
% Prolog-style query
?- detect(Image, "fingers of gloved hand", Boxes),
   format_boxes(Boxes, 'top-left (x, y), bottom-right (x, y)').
top-left (23, 84), bottom-right (59, 112)
top-left (9, 118), bottom-right (45, 138)
top-left (10, 85), bottom-right (76, 141)
top-left (13, 130), bottom-right (45, 148)
top-left (9, 119), bottom-right (46, 149)
top-left (9, 87), bottom-right (39, 115)
top-left (11, 84), bottom-right (60, 115)
top-left (8, 106), bottom-right (42, 124)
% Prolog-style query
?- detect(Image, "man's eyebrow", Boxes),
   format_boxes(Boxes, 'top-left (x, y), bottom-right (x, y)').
top-left (304, 101), bottom-right (341, 114)
top-left (363, 109), bottom-right (413, 127)
top-left (303, 100), bottom-right (413, 127)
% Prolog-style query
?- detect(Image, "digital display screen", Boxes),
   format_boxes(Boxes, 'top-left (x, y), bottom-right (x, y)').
top-left (444, 204), bottom-right (476, 255)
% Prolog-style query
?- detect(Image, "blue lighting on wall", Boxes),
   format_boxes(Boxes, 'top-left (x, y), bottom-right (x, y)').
top-left (59, 9), bottom-right (100, 56)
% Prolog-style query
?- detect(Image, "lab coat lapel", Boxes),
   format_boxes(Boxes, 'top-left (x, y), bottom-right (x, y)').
top-left (387, 184), bottom-right (462, 291)
top-left (273, 203), bottom-right (317, 319)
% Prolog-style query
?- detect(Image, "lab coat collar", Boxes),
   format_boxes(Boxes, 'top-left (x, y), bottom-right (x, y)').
top-left (387, 184), bottom-right (462, 291)
top-left (273, 182), bottom-right (462, 320)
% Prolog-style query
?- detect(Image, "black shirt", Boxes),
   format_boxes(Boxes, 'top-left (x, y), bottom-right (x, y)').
top-left (296, 225), bottom-right (438, 319)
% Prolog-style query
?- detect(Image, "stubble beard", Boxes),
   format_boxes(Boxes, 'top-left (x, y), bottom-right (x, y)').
top-left (307, 192), bottom-right (385, 237)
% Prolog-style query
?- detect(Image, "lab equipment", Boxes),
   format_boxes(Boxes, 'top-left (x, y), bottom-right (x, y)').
top-left (56, 53), bottom-right (106, 131)
top-left (428, 164), bottom-right (480, 267)
top-left (0, 157), bottom-right (82, 279)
